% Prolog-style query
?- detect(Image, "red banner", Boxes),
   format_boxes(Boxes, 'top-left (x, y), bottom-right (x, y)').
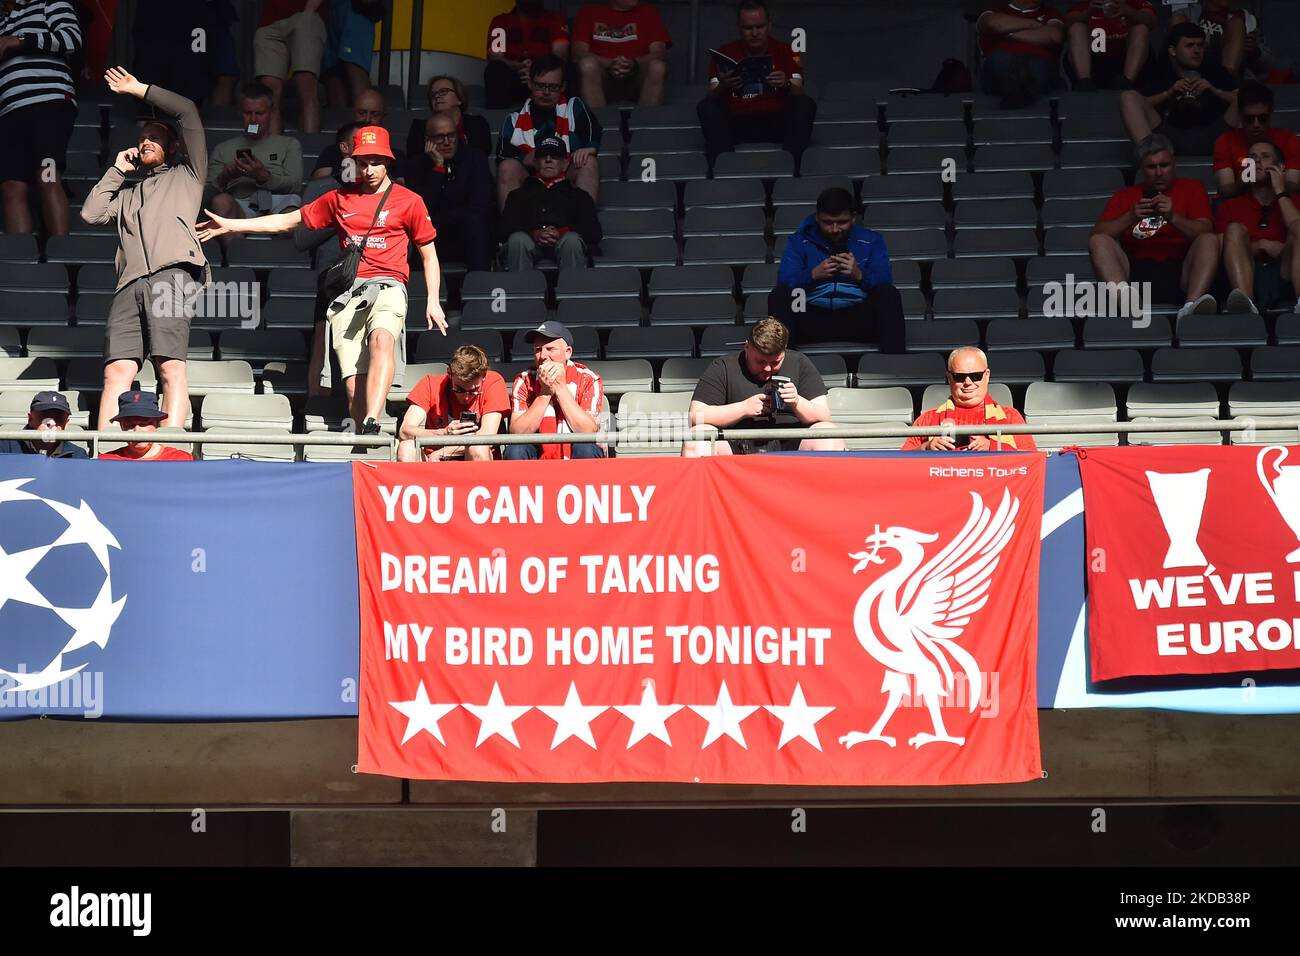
top-left (353, 455), bottom-right (1044, 785)
top-left (1079, 446), bottom-right (1300, 680)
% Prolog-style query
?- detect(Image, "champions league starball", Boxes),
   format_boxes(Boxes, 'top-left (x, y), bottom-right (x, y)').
top-left (0, 479), bottom-right (126, 694)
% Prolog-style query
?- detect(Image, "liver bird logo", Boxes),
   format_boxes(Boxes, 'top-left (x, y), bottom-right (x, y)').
top-left (839, 490), bottom-right (1019, 750)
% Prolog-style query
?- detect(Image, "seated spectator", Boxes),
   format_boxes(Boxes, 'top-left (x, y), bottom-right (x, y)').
top-left (684, 317), bottom-right (844, 457)
top-left (0, 0), bottom-right (80, 237)
top-left (405, 113), bottom-right (494, 273)
top-left (697, 0), bottom-right (816, 171)
top-left (572, 0), bottom-right (669, 108)
top-left (1171, 0), bottom-right (1246, 78)
top-left (901, 347), bottom-right (1036, 452)
top-left (405, 75), bottom-right (492, 162)
top-left (484, 1), bottom-right (571, 110)
top-left (1121, 22), bottom-right (1238, 157)
top-left (976, 0), bottom-right (1065, 107)
top-left (206, 83), bottom-right (305, 235)
top-left (253, 0), bottom-right (326, 133)
top-left (1089, 133), bottom-right (1220, 319)
top-left (321, 0), bottom-right (377, 110)
top-left (1064, 0), bottom-right (1155, 91)
top-left (1213, 81), bottom-right (1300, 199)
top-left (496, 54), bottom-right (602, 209)
top-left (499, 136), bottom-right (601, 271)
top-left (1215, 138), bottom-right (1300, 315)
top-left (769, 187), bottom-right (904, 353)
top-left (97, 392), bottom-right (194, 461)
top-left (398, 345), bottom-right (509, 462)
top-left (0, 392), bottom-right (87, 459)
top-left (310, 121), bottom-right (359, 182)
top-left (506, 321), bottom-right (605, 460)
top-left (316, 89), bottom-right (412, 179)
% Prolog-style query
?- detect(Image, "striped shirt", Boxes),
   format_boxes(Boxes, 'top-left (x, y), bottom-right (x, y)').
top-left (0, 0), bottom-right (81, 116)
top-left (511, 361), bottom-right (604, 460)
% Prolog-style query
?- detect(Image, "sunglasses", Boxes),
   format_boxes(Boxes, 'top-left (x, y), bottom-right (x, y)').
top-left (947, 369), bottom-right (989, 384)
top-left (428, 132), bottom-right (459, 142)
top-left (531, 81), bottom-right (563, 93)
top-left (431, 88), bottom-right (457, 98)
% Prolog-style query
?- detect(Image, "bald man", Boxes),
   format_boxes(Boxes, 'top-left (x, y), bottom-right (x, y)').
top-left (902, 346), bottom-right (1036, 451)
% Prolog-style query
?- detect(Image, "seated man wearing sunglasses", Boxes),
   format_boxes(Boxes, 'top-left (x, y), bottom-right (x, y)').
top-left (901, 347), bottom-right (1036, 452)
top-left (1214, 138), bottom-right (1300, 315)
top-left (398, 345), bottom-right (509, 462)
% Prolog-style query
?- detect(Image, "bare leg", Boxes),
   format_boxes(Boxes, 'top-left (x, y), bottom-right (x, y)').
top-left (465, 444), bottom-right (493, 462)
top-left (2, 180), bottom-right (31, 233)
top-left (156, 358), bottom-right (190, 429)
top-left (363, 328), bottom-right (395, 422)
top-left (324, 71), bottom-right (348, 110)
top-left (292, 71), bottom-right (321, 133)
top-left (1124, 25), bottom-right (1150, 81)
top-left (1067, 21), bottom-right (1091, 81)
top-left (799, 421), bottom-right (846, 452)
top-left (496, 157), bottom-right (527, 211)
top-left (343, 374), bottom-right (360, 429)
top-left (1221, 224), bottom-right (1255, 297)
top-left (209, 192), bottom-right (246, 249)
top-left (397, 438), bottom-right (419, 461)
top-left (681, 439), bottom-right (733, 458)
top-left (1221, 17), bottom-right (1245, 77)
top-left (210, 75), bottom-right (237, 107)
top-left (258, 74), bottom-right (286, 135)
top-left (577, 54), bottom-right (605, 108)
top-left (37, 177), bottom-right (69, 236)
top-left (345, 63), bottom-right (371, 102)
top-left (1088, 233), bottom-right (1131, 284)
top-left (638, 58), bottom-right (666, 106)
top-left (1120, 89), bottom-right (1159, 144)
top-left (99, 359), bottom-right (141, 431)
top-left (1181, 232), bottom-right (1221, 301)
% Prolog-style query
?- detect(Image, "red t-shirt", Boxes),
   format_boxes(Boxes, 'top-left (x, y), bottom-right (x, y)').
top-left (901, 398), bottom-right (1035, 451)
top-left (573, 2), bottom-right (671, 59)
top-left (1212, 127), bottom-right (1300, 172)
top-left (977, 2), bottom-right (1064, 62)
top-left (99, 445), bottom-right (194, 461)
top-left (510, 361), bottom-right (604, 460)
top-left (259, 0), bottom-right (325, 27)
top-left (299, 184), bottom-right (437, 285)
top-left (1066, 0), bottom-right (1154, 58)
top-left (1100, 178), bottom-right (1212, 261)
top-left (487, 8), bottom-right (569, 61)
top-left (1214, 192), bottom-right (1290, 243)
top-left (407, 371), bottom-right (511, 429)
top-left (708, 38), bottom-right (803, 115)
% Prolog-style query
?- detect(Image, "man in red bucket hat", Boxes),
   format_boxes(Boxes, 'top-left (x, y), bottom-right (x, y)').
top-left (198, 126), bottom-right (448, 436)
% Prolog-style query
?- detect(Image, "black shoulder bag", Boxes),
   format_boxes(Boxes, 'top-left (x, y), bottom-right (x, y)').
top-left (318, 184), bottom-right (393, 300)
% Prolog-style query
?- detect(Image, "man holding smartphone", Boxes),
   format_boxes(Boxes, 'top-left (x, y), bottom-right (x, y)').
top-left (398, 345), bottom-right (509, 462)
top-left (902, 347), bottom-right (1035, 452)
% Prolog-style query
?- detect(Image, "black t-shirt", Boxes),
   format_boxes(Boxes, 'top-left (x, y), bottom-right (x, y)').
top-left (1136, 56), bottom-right (1237, 128)
top-left (691, 349), bottom-right (827, 430)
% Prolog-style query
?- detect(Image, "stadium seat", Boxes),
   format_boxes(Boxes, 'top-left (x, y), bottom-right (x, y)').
top-left (45, 235), bottom-right (117, 264)
top-left (684, 179), bottom-right (766, 209)
top-left (415, 329), bottom-right (504, 363)
top-left (650, 293), bottom-right (737, 326)
top-left (1175, 313), bottom-right (1267, 348)
top-left (1227, 381), bottom-right (1300, 445)
top-left (199, 393), bottom-right (294, 431)
top-left (0, 357), bottom-right (58, 390)
top-left (954, 199), bottom-right (1037, 230)
top-left (856, 352), bottom-right (945, 388)
top-left (0, 234), bottom-right (39, 263)
top-left (198, 429), bottom-right (298, 462)
top-left (1151, 346), bottom-right (1243, 383)
top-left (1055, 90), bottom-right (1123, 118)
top-left (598, 180), bottom-right (678, 211)
top-left (968, 94), bottom-right (1050, 120)
top-left (583, 359), bottom-right (654, 398)
top-left (740, 263), bottom-right (779, 296)
top-left (951, 172), bottom-right (1034, 204)
top-left (713, 151), bottom-right (794, 179)
top-left (303, 396), bottom-right (396, 434)
top-left (226, 237), bottom-right (310, 268)
top-left (0, 262), bottom-right (71, 294)
top-left (931, 257), bottom-right (1017, 290)
top-left (602, 208), bottom-right (676, 240)
top-left (800, 146), bottom-right (878, 178)
top-left (460, 270), bottom-right (546, 301)
top-left (865, 202), bottom-right (947, 232)
top-left (262, 298), bottom-right (317, 330)
top-left (460, 298), bottom-right (548, 331)
top-left (985, 317), bottom-right (1075, 352)
top-left (605, 326), bottom-right (694, 360)
top-left (387, 362), bottom-right (447, 402)
top-left (557, 297), bottom-right (642, 329)
top-left (1248, 346), bottom-right (1300, 381)
top-left (658, 357), bottom-right (711, 393)
top-left (1058, 141), bottom-right (1133, 169)
top-left (886, 146), bottom-right (964, 175)
top-left (0, 291), bottom-right (70, 325)
top-left (612, 391), bottom-right (692, 458)
top-left (627, 126), bottom-right (705, 155)
top-left (887, 121), bottom-right (968, 147)
top-left (627, 104), bottom-right (699, 130)
top-left (1043, 225), bottom-right (1093, 256)
top-left (303, 443), bottom-right (392, 462)
top-left (860, 174), bottom-right (942, 205)
top-left (556, 266), bottom-right (642, 300)
top-left (683, 207), bottom-right (766, 238)
top-left (891, 259), bottom-right (923, 290)
top-left (1058, 112), bottom-right (1129, 144)
top-left (810, 354), bottom-right (850, 388)
top-left (0, 327), bottom-right (18, 357)
top-left (699, 325), bottom-right (753, 357)
top-left (0, 389), bottom-right (91, 427)
top-left (1042, 197), bottom-right (1104, 228)
top-left (972, 117), bottom-right (1053, 147)
top-left (1081, 315), bottom-right (1174, 350)
top-left (649, 264), bottom-right (733, 297)
top-left (953, 229), bottom-right (1038, 258)
top-left (828, 386), bottom-right (915, 449)
top-left (809, 123), bottom-right (881, 148)
top-left (971, 144), bottom-right (1055, 173)
top-left (1024, 381), bottom-right (1119, 449)
top-left (882, 228), bottom-right (947, 260)
top-left (931, 287), bottom-right (1021, 321)
top-left (1051, 348), bottom-right (1145, 385)
top-left (905, 319), bottom-right (979, 353)
top-left (771, 175), bottom-right (855, 209)
top-left (1276, 314), bottom-right (1300, 345)
top-left (1127, 417), bottom-right (1225, 446)
top-left (1042, 168), bottom-right (1125, 200)
top-left (25, 327), bottom-right (102, 359)
top-left (625, 153), bottom-right (708, 181)
top-left (510, 326), bottom-right (599, 360)
top-left (594, 237), bottom-right (679, 268)
top-left (684, 236), bottom-right (768, 265)
top-left (183, 360), bottom-right (256, 396)
top-left (882, 96), bottom-right (964, 124)
top-left (218, 330), bottom-right (307, 364)
top-left (1026, 254), bottom-right (1095, 287)
top-left (259, 362), bottom-right (310, 397)
top-left (1126, 383), bottom-right (1220, 419)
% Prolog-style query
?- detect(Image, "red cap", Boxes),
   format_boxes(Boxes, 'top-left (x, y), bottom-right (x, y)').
top-left (352, 125), bottom-right (395, 161)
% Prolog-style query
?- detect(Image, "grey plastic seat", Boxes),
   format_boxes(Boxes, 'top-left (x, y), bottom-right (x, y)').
top-left (24, 326), bottom-right (102, 359)
top-left (1052, 348), bottom-right (1145, 384)
top-left (598, 153), bottom-right (624, 181)
top-left (1126, 382), bottom-right (1220, 419)
top-left (262, 298), bottom-right (317, 330)
top-left (605, 326), bottom-right (694, 360)
top-left (1042, 197), bottom-right (1104, 228)
top-left (594, 237), bottom-right (679, 268)
top-left (1151, 346), bottom-right (1243, 382)
top-left (772, 175), bottom-right (855, 208)
top-left (1042, 167), bottom-right (1125, 200)
top-left (1058, 141), bottom-right (1133, 169)
top-left (1024, 381), bottom-right (1119, 449)
top-left (883, 97), bottom-right (964, 123)
top-left (900, 289), bottom-right (928, 319)
top-left (1249, 346), bottom-right (1300, 381)
top-left (0, 357), bottom-right (60, 390)
top-left (1026, 254), bottom-right (1095, 288)
top-left (459, 297), bottom-right (548, 331)
top-left (612, 391), bottom-right (693, 458)
top-left (628, 126), bottom-right (704, 154)
top-left (988, 349), bottom-right (1046, 384)
top-left (581, 359), bottom-right (653, 397)
top-left (1227, 381), bottom-right (1300, 442)
top-left (414, 329), bottom-right (503, 363)
top-left (699, 325), bottom-right (754, 357)
top-left (985, 317), bottom-right (1075, 352)
top-left (461, 270), bottom-right (546, 301)
top-left (861, 174), bottom-right (943, 204)
top-left (905, 319), bottom-right (979, 353)
top-left (856, 352), bottom-right (945, 388)
top-left (951, 171), bottom-right (1034, 202)
top-left (1059, 112), bottom-right (1129, 144)
top-left (887, 121), bottom-right (967, 147)
top-left (658, 357), bottom-right (712, 393)
top-left (510, 325), bottom-right (599, 361)
top-left (650, 293), bottom-right (737, 326)
top-left (931, 287), bottom-right (1021, 321)
top-left (627, 104), bottom-right (700, 130)
top-left (44, 235), bottom-right (117, 264)
top-left (649, 264), bottom-right (734, 297)
top-left (601, 208), bottom-right (677, 240)
top-left (226, 237), bottom-right (309, 268)
top-left (740, 263), bottom-right (779, 296)
top-left (556, 266), bottom-right (642, 301)
top-left (1127, 417), bottom-right (1226, 446)
top-left (886, 146), bottom-right (964, 175)
top-left (0, 262), bottom-right (71, 294)
top-left (599, 180), bottom-right (677, 211)
top-left (892, 259), bottom-right (923, 291)
top-left (1175, 313), bottom-right (1267, 348)
top-left (809, 122), bottom-right (881, 148)
top-left (954, 229), bottom-right (1038, 258)
top-left (1082, 314), bottom-right (1173, 349)
top-left (829, 386), bottom-right (916, 449)
top-left (218, 329), bottom-right (307, 363)
top-left (883, 228), bottom-right (947, 260)
top-left (1275, 314), bottom-right (1300, 344)
top-left (931, 258), bottom-right (1017, 290)
top-left (0, 327), bottom-right (18, 357)
top-left (199, 393), bottom-right (293, 431)
top-left (972, 116), bottom-right (1053, 146)
top-left (683, 236), bottom-right (767, 265)
top-left (1043, 225), bottom-right (1093, 256)
top-left (865, 202), bottom-right (947, 232)
top-left (387, 362), bottom-right (447, 402)
top-left (954, 199), bottom-right (1037, 229)
top-left (0, 292), bottom-right (71, 326)
top-left (558, 297), bottom-right (642, 329)
top-left (185, 360), bottom-right (256, 396)
top-left (625, 153), bottom-right (708, 181)
top-left (684, 179), bottom-right (766, 209)
top-left (972, 144), bottom-right (1055, 172)
top-left (198, 428), bottom-right (298, 462)
top-left (799, 146), bottom-right (878, 178)
top-left (682, 206), bottom-right (766, 239)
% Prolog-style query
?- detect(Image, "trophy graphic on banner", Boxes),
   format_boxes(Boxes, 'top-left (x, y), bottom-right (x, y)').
top-left (1257, 446), bottom-right (1300, 562)
top-left (1145, 468), bottom-right (1211, 568)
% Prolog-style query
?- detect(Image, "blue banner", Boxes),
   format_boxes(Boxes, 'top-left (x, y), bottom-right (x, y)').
top-left (0, 458), bottom-right (359, 719)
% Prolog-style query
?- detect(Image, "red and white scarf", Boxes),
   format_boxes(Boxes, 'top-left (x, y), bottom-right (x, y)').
top-left (510, 97), bottom-right (573, 154)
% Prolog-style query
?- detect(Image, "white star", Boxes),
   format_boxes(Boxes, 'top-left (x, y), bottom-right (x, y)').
top-left (690, 681), bottom-right (759, 750)
top-left (389, 681), bottom-right (459, 746)
top-left (537, 681), bottom-right (608, 750)
top-left (615, 680), bottom-right (684, 747)
top-left (46, 498), bottom-right (122, 574)
top-left (765, 683), bottom-right (836, 751)
top-left (0, 478), bottom-right (40, 505)
top-left (55, 575), bottom-right (126, 655)
top-left (462, 682), bottom-right (532, 748)
top-left (4, 655), bottom-right (86, 693)
top-left (0, 539), bottom-right (53, 614)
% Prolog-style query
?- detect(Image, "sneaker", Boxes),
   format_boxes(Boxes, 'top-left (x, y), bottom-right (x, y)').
top-left (360, 418), bottom-right (381, 436)
top-left (1176, 300), bottom-right (1197, 320)
top-left (1225, 288), bottom-right (1259, 315)
top-left (1191, 293), bottom-right (1218, 315)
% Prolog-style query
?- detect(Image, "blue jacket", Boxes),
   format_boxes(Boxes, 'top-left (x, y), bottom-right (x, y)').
top-left (777, 216), bottom-right (893, 310)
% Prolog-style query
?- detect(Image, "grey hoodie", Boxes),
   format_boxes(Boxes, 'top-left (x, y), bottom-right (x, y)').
top-left (81, 85), bottom-right (211, 292)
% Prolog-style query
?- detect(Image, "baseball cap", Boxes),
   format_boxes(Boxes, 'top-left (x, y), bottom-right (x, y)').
top-left (524, 320), bottom-right (574, 347)
top-left (29, 391), bottom-right (71, 415)
top-left (352, 125), bottom-right (395, 160)
top-left (534, 135), bottom-right (568, 158)
top-left (111, 391), bottom-right (167, 422)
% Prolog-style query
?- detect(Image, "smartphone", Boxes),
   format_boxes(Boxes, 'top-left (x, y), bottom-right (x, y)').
top-left (953, 434), bottom-right (971, 449)
top-left (1142, 186), bottom-right (1157, 199)
top-left (236, 148), bottom-right (253, 161)
top-left (460, 411), bottom-right (478, 425)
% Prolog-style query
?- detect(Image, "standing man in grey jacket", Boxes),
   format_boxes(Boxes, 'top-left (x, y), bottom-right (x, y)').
top-left (82, 66), bottom-right (210, 432)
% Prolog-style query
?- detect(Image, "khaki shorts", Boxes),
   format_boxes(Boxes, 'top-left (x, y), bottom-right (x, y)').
top-left (328, 284), bottom-right (406, 379)
top-left (105, 266), bottom-right (198, 364)
top-left (254, 11), bottom-right (327, 79)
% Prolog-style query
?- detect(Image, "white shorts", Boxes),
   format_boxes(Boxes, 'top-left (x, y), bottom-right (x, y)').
top-left (235, 193), bottom-right (302, 217)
